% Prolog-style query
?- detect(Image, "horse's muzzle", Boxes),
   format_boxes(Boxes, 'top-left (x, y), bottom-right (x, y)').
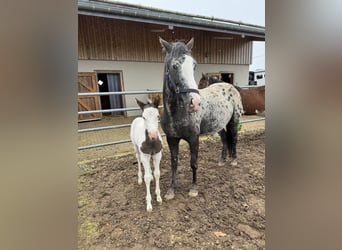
top-left (148, 130), bottom-right (158, 140)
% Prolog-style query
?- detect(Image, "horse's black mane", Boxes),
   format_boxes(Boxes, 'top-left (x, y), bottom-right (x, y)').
top-left (208, 76), bottom-right (222, 84)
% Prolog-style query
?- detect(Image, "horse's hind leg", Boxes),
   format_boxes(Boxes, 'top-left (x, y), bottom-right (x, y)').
top-left (164, 136), bottom-right (180, 200)
top-left (226, 124), bottom-right (233, 159)
top-left (227, 112), bottom-right (239, 166)
top-left (218, 129), bottom-right (228, 166)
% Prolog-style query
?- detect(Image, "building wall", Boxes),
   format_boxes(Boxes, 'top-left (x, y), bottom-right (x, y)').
top-left (78, 60), bottom-right (249, 116)
top-left (78, 15), bottom-right (253, 65)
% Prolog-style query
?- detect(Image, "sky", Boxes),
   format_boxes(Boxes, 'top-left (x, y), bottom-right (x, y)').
top-left (113, 0), bottom-right (265, 70)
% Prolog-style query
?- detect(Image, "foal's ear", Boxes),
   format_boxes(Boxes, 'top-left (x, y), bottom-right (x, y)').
top-left (135, 98), bottom-right (145, 110)
top-left (186, 37), bottom-right (194, 51)
top-left (159, 37), bottom-right (172, 53)
top-left (201, 72), bottom-right (206, 78)
top-left (153, 95), bottom-right (161, 108)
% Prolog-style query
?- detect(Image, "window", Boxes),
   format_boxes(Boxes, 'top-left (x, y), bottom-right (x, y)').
top-left (257, 75), bottom-right (263, 79)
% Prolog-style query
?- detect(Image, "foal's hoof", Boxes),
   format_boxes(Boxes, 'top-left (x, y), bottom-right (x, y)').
top-left (164, 189), bottom-right (175, 200)
top-left (138, 179), bottom-right (142, 185)
top-left (230, 159), bottom-right (238, 166)
top-left (189, 188), bottom-right (198, 197)
top-left (157, 196), bottom-right (163, 203)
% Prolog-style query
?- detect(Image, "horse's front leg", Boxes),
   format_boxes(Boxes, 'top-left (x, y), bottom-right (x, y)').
top-left (134, 145), bottom-right (143, 185)
top-left (188, 136), bottom-right (199, 197)
top-left (141, 154), bottom-right (153, 212)
top-left (164, 136), bottom-right (180, 200)
top-left (152, 152), bottom-right (162, 203)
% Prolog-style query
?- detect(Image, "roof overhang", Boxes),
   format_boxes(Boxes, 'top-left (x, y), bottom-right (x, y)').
top-left (78, 0), bottom-right (265, 41)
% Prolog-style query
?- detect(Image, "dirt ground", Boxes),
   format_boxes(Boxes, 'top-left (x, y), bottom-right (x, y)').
top-left (78, 120), bottom-right (265, 249)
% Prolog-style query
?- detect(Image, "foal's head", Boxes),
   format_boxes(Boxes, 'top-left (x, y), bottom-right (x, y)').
top-left (159, 37), bottom-right (201, 112)
top-left (136, 97), bottom-right (161, 140)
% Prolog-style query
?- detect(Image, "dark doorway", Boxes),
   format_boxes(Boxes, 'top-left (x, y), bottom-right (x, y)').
top-left (97, 73), bottom-right (124, 116)
top-left (221, 73), bottom-right (234, 84)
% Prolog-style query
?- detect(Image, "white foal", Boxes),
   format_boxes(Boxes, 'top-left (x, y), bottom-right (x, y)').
top-left (130, 96), bottom-right (163, 212)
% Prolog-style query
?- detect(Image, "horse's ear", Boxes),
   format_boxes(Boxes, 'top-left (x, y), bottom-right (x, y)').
top-left (146, 98), bottom-right (153, 105)
top-left (153, 95), bottom-right (160, 108)
top-left (136, 98), bottom-right (145, 110)
top-left (186, 37), bottom-right (194, 51)
top-left (201, 72), bottom-right (206, 78)
top-left (159, 37), bottom-right (172, 53)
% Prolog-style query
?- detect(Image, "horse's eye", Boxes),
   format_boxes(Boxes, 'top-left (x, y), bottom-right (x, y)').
top-left (172, 64), bottom-right (178, 70)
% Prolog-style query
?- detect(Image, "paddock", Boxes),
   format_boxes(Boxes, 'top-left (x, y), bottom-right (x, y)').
top-left (78, 116), bottom-right (265, 249)
top-left (77, 1), bottom-right (265, 248)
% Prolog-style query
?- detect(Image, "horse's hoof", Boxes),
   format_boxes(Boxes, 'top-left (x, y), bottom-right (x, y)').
top-left (164, 189), bottom-right (175, 200)
top-left (146, 204), bottom-right (152, 212)
top-left (189, 189), bottom-right (198, 197)
top-left (138, 179), bottom-right (142, 185)
top-left (218, 159), bottom-right (226, 166)
top-left (230, 159), bottom-right (238, 166)
top-left (157, 196), bottom-right (162, 203)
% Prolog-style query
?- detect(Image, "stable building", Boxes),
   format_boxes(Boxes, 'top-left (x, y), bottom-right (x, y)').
top-left (78, 0), bottom-right (265, 121)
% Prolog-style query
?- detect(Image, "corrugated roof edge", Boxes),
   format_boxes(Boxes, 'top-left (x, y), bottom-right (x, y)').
top-left (79, 0), bottom-right (265, 40)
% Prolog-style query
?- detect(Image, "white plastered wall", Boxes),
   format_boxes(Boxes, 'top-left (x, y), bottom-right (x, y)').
top-left (78, 60), bottom-right (249, 116)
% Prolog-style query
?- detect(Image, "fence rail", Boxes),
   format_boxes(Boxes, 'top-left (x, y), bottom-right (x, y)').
top-left (78, 90), bottom-right (265, 150)
top-left (237, 84), bottom-right (265, 89)
top-left (78, 90), bottom-right (162, 97)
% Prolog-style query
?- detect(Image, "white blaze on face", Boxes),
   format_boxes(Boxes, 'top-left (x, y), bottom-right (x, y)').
top-left (143, 107), bottom-right (160, 140)
top-left (181, 55), bottom-right (201, 112)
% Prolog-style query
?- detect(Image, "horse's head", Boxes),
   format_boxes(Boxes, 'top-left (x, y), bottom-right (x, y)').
top-left (198, 72), bottom-right (210, 89)
top-left (159, 37), bottom-right (201, 112)
top-left (136, 97), bottom-right (161, 140)
top-left (199, 73), bottom-right (222, 89)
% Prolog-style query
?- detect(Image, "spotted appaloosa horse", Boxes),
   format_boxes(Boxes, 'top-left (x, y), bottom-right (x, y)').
top-left (130, 96), bottom-right (162, 212)
top-left (199, 73), bottom-right (265, 115)
top-left (159, 37), bottom-right (244, 200)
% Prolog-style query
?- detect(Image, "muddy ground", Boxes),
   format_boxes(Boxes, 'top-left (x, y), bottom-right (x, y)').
top-left (78, 128), bottom-right (265, 249)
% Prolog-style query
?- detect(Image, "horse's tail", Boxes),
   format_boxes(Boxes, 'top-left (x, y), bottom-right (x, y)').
top-left (233, 89), bottom-right (244, 117)
top-left (225, 89), bottom-right (244, 161)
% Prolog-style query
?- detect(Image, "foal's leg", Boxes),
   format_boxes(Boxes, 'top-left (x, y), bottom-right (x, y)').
top-left (141, 154), bottom-right (153, 212)
top-left (218, 129), bottom-right (228, 166)
top-left (152, 152), bottom-right (162, 203)
top-left (227, 112), bottom-right (239, 166)
top-left (134, 145), bottom-right (143, 185)
top-left (164, 136), bottom-right (180, 200)
top-left (187, 136), bottom-right (199, 197)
